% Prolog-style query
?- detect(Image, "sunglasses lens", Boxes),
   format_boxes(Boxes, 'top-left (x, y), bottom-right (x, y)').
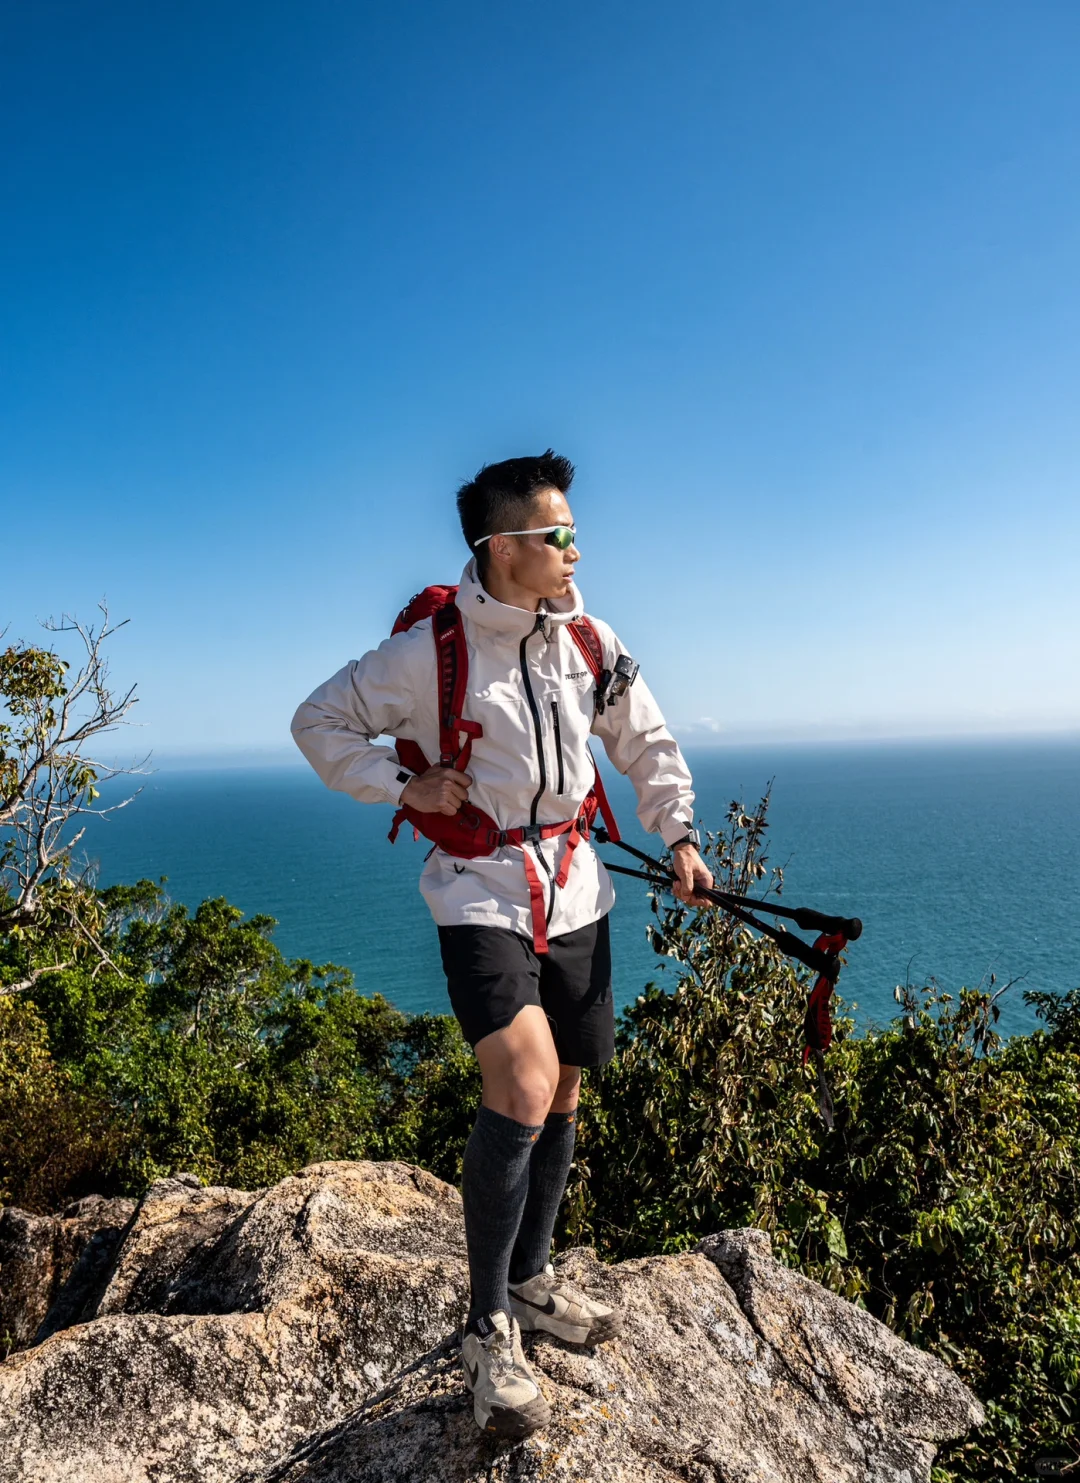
top-left (546, 526), bottom-right (575, 550)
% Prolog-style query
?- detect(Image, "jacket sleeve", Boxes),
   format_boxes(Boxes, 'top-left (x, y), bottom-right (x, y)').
top-left (586, 617), bottom-right (697, 847)
top-left (290, 628), bottom-right (427, 806)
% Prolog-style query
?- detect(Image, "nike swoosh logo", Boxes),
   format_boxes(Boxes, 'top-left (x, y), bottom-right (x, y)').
top-left (517, 1292), bottom-right (558, 1315)
top-left (464, 1359), bottom-right (479, 1386)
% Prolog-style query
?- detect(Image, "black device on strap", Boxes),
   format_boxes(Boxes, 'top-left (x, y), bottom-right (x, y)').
top-left (595, 653), bottom-right (639, 713)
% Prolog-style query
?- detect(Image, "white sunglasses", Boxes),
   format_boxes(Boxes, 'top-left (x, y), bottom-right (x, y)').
top-left (473, 524), bottom-right (577, 550)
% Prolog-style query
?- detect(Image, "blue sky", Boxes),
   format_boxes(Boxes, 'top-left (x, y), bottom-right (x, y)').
top-left (3, 0), bottom-right (1078, 755)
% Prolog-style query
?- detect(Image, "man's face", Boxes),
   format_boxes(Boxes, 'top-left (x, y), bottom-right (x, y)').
top-left (497, 487), bottom-right (580, 601)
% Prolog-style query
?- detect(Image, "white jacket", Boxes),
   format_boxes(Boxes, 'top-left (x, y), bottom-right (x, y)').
top-left (290, 559), bottom-right (696, 942)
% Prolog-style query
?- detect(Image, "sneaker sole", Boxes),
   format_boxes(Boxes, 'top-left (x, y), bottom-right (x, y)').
top-left (476, 1394), bottom-right (552, 1438)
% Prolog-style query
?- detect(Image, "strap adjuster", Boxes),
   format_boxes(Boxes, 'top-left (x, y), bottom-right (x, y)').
top-left (519, 823), bottom-right (543, 845)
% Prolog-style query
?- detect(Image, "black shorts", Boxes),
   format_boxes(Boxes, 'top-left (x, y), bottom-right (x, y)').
top-left (437, 913), bottom-right (615, 1067)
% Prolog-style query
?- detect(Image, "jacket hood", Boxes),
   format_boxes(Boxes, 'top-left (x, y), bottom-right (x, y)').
top-left (456, 558), bottom-right (584, 639)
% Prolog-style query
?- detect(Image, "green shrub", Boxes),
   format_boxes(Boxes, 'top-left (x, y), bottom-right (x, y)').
top-left (3, 880), bottom-right (412, 1194)
top-left (0, 994), bottom-right (130, 1211)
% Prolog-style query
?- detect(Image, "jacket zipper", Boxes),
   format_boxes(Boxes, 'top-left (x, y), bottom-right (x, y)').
top-left (520, 616), bottom-right (556, 924)
top-left (520, 616), bottom-right (547, 824)
top-left (551, 701), bottom-right (565, 794)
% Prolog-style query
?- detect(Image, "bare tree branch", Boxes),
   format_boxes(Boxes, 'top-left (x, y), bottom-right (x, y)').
top-left (1, 603), bottom-right (150, 952)
top-left (2, 961), bottom-right (75, 996)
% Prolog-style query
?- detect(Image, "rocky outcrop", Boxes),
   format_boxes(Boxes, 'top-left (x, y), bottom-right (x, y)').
top-left (0, 1161), bottom-right (984, 1483)
top-left (0, 1191), bottom-right (137, 1353)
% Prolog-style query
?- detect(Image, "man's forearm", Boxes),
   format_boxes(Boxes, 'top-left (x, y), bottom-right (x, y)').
top-left (291, 661), bottom-right (411, 806)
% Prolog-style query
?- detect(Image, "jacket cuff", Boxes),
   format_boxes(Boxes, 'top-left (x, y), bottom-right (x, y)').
top-left (659, 815), bottom-right (696, 848)
top-left (372, 756), bottom-right (415, 806)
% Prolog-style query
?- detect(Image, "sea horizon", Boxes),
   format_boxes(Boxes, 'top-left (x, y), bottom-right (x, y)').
top-left (80, 735), bottom-right (1080, 1048)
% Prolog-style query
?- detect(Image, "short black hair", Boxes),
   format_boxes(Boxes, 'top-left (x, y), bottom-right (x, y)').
top-left (456, 449), bottom-right (575, 567)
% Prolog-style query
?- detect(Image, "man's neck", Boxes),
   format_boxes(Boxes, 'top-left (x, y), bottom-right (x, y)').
top-left (479, 565), bottom-right (543, 613)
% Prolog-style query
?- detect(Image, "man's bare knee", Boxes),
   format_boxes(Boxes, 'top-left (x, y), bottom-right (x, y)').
top-left (474, 1006), bottom-right (560, 1124)
top-left (501, 1073), bottom-right (558, 1126)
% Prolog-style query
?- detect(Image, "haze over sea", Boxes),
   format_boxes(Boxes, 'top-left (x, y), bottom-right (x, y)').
top-left (83, 738), bottom-right (1079, 1043)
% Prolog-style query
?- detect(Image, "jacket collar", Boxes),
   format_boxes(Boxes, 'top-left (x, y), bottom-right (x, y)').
top-left (456, 558), bottom-right (584, 639)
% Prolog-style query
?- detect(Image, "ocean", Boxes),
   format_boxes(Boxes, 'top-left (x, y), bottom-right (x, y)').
top-left (81, 739), bottom-right (1080, 1042)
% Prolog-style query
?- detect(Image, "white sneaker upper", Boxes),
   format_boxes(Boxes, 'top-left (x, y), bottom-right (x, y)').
top-left (460, 1310), bottom-right (551, 1438)
top-left (508, 1263), bottom-right (624, 1345)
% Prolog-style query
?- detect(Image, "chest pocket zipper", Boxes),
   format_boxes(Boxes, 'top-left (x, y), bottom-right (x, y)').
top-left (551, 701), bottom-right (565, 795)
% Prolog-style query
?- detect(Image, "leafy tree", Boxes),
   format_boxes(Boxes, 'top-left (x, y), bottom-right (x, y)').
top-left (1, 606), bottom-right (144, 987)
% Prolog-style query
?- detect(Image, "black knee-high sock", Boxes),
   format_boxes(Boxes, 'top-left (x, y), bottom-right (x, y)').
top-left (461, 1104), bottom-right (544, 1325)
top-left (508, 1109), bottom-right (578, 1285)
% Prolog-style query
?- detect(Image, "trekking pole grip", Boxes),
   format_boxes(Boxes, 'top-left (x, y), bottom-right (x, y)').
top-left (791, 906), bottom-right (863, 941)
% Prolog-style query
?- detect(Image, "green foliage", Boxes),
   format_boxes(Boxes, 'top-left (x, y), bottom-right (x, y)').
top-left (0, 993), bottom-right (128, 1212)
top-left (0, 879), bottom-right (420, 1200)
top-left (376, 1012), bottom-right (481, 1182)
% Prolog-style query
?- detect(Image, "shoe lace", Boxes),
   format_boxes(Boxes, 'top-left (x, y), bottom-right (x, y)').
top-left (542, 1266), bottom-right (585, 1302)
top-left (480, 1327), bottom-right (514, 1385)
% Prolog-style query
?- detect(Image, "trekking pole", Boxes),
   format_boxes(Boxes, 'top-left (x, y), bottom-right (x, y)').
top-left (593, 827), bottom-right (861, 1131)
top-left (599, 860), bottom-right (844, 980)
top-left (592, 830), bottom-right (861, 971)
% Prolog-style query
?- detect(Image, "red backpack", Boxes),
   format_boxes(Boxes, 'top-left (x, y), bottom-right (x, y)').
top-left (386, 585), bottom-right (620, 952)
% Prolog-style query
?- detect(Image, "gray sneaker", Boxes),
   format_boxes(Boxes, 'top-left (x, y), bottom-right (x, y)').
top-left (508, 1263), bottom-right (624, 1345)
top-left (460, 1310), bottom-right (552, 1438)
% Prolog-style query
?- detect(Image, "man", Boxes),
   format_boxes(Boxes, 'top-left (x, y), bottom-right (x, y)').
top-left (291, 451), bottom-right (712, 1439)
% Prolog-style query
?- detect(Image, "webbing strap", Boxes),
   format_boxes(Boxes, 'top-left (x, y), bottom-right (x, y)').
top-left (568, 621), bottom-right (621, 843)
top-left (521, 848), bottom-right (550, 954)
top-left (388, 809), bottom-right (421, 845)
top-left (507, 814), bottom-right (589, 953)
top-left (567, 617), bottom-right (605, 678)
top-left (801, 929), bottom-right (848, 1132)
top-left (589, 763), bottom-right (620, 842)
top-left (499, 815), bottom-right (580, 849)
top-left (554, 819), bottom-right (582, 888)
top-left (801, 930), bottom-right (848, 1061)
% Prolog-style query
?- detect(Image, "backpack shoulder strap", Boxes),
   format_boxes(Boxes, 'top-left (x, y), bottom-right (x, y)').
top-left (568, 618), bottom-right (622, 843)
top-left (567, 615), bottom-right (606, 680)
top-left (432, 603), bottom-right (481, 769)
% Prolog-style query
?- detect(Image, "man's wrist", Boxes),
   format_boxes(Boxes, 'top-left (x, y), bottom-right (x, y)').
top-left (670, 827), bottom-right (700, 850)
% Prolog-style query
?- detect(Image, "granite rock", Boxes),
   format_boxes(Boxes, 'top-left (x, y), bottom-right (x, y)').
top-left (0, 1161), bottom-right (469, 1483)
top-left (0, 1161), bottom-right (984, 1483)
top-left (0, 1192), bottom-right (138, 1352)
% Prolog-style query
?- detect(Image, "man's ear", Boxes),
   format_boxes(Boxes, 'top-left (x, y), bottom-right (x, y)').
top-left (488, 534), bottom-right (513, 567)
